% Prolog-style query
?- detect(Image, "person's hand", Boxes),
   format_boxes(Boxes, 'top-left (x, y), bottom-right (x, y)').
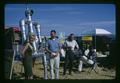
top-left (55, 52), bottom-right (59, 57)
top-left (21, 43), bottom-right (29, 56)
top-left (51, 52), bottom-right (59, 57)
top-left (51, 52), bottom-right (57, 57)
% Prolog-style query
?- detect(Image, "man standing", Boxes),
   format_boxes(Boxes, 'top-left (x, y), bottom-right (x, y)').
top-left (63, 33), bottom-right (79, 75)
top-left (46, 30), bottom-right (61, 79)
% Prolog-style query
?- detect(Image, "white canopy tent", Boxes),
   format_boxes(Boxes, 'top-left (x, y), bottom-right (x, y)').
top-left (81, 28), bottom-right (112, 49)
top-left (95, 28), bottom-right (112, 49)
top-left (96, 28), bottom-right (112, 35)
top-left (81, 28), bottom-right (112, 35)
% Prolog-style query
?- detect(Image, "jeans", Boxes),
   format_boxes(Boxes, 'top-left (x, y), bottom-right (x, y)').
top-left (63, 50), bottom-right (74, 75)
top-left (49, 54), bottom-right (60, 79)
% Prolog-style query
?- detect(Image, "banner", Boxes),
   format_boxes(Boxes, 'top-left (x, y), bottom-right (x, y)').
top-left (82, 36), bottom-right (92, 41)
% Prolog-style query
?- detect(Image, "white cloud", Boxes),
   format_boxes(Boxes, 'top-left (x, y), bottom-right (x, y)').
top-left (78, 21), bottom-right (115, 26)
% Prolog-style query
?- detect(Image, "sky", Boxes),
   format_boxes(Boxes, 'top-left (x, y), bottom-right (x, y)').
top-left (5, 4), bottom-right (115, 36)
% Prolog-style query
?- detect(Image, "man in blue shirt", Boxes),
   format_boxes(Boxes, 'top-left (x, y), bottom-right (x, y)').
top-left (46, 30), bottom-right (61, 79)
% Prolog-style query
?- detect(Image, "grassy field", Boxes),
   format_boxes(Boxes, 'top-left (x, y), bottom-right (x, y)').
top-left (12, 59), bottom-right (115, 80)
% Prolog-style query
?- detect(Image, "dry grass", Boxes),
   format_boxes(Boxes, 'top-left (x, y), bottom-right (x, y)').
top-left (12, 59), bottom-right (115, 80)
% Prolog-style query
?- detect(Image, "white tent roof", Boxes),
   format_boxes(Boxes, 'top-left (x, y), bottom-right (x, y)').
top-left (96, 28), bottom-right (112, 35)
top-left (81, 28), bottom-right (112, 35)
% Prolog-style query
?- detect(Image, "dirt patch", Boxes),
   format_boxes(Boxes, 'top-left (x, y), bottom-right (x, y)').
top-left (12, 59), bottom-right (115, 79)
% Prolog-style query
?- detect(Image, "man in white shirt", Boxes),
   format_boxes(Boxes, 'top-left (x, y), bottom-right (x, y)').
top-left (63, 33), bottom-right (79, 75)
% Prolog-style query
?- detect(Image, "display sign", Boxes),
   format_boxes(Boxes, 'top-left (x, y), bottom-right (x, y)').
top-left (82, 36), bottom-right (92, 41)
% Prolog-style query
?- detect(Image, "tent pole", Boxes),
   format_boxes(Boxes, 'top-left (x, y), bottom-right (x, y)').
top-left (95, 35), bottom-right (96, 50)
top-left (95, 28), bottom-right (96, 51)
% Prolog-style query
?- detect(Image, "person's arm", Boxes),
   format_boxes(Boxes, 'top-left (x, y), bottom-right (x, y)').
top-left (45, 40), bottom-right (52, 54)
top-left (75, 40), bottom-right (79, 49)
top-left (46, 46), bottom-right (60, 57)
top-left (21, 43), bottom-right (29, 56)
top-left (52, 39), bottom-right (62, 57)
top-left (45, 47), bottom-right (52, 54)
top-left (56, 42), bottom-right (62, 56)
top-left (63, 41), bottom-right (68, 50)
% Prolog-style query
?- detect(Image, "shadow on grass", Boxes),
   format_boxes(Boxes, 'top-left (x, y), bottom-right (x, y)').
top-left (12, 72), bottom-right (44, 79)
